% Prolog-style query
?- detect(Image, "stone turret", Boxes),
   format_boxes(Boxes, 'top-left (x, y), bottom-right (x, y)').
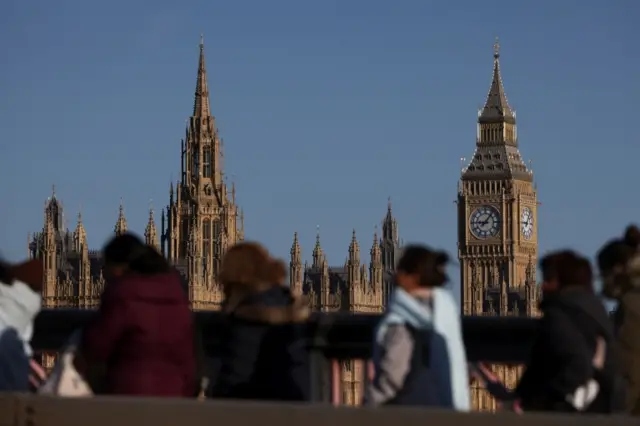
top-left (289, 232), bottom-right (303, 295)
top-left (145, 205), bottom-right (160, 250)
top-left (114, 199), bottom-right (128, 236)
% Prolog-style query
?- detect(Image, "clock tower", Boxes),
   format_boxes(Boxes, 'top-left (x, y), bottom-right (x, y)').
top-left (457, 40), bottom-right (540, 411)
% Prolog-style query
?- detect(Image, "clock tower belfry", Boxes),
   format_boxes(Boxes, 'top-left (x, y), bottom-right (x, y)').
top-left (457, 39), bottom-right (539, 319)
top-left (458, 38), bottom-right (540, 413)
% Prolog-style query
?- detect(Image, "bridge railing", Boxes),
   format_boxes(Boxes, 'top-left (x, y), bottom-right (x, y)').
top-left (32, 309), bottom-right (538, 404)
top-left (32, 309), bottom-right (538, 361)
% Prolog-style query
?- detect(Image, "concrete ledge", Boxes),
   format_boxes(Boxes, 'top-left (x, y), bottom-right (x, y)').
top-left (0, 394), bottom-right (635, 426)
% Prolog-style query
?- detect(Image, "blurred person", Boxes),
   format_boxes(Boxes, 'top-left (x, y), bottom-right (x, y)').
top-left (209, 241), bottom-right (311, 401)
top-left (513, 250), bottom-right (622, 413)
top-left (598, 225), bottom-right (640, 415)
top-left (0, 259), bottom-right (43, 391)
top-left (363, 245), bottom-right (470, 410)
top-left (78, 233), bottom-right (195, 397)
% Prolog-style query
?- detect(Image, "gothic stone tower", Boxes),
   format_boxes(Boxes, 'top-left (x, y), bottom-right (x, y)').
top-left (162, 37), bottom-right (245, 310)
top-left (29, 187), bottom-right (105, 310)
top-left (457, 40), bottom-right (540, 412)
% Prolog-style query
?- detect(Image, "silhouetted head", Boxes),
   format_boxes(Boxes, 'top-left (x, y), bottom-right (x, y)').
top-left (220, 241), bottom-right (286, 307)
top-left (102, 233), bottom-right (169, 281)
top-left (539, 250), bottom-right (593, 296)
top-left (395, 244), bottom-right (449, 292)
top-left (597, 224), bottom-right (640, 299)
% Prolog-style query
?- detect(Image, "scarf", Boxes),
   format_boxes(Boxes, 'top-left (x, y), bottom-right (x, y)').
top-left (375, 287), bottom-right (470, 411)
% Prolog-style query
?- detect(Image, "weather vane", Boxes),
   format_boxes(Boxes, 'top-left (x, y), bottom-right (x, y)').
top-left (493, 36), bottom-right (500, 58)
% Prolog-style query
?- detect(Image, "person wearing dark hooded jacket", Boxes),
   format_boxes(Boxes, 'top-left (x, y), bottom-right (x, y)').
top-left (514, 250), bottom-right (622, 413)
top-left (597, 224), bottom-right (640, 416)
top-left (79, 233), bottom-right (195, 397)
top-left (209, 242), bottom-right (311, 402)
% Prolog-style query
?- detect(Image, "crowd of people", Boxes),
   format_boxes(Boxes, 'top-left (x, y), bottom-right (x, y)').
top-left (0, 226), bottom-right (639, 417)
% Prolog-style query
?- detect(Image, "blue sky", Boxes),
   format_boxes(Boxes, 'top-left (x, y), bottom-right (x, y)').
top-left (1, 0), bottom-right (638, 297)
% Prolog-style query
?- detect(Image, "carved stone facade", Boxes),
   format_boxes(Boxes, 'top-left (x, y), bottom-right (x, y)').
top-left (28, 39), bottom-right (242, 311)
top-left (288, 201), bottom-right (401, 405)
top-left (160, 38), bottom-right (244, 310)
top-left (457, 39), bottom-right (541, 412)
top-left (28, 191), bottom-right (161, 310)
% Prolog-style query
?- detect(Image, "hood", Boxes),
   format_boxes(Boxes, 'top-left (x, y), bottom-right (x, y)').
top-left (109, 271), bottom-right (188, 304)
top-left (541, 287), bottom-right (614, 340)
top-left (232, 286), bottom-right (310, 324)
top-left (386, 287), bottom-right (433, 329)
top-left (0, 279), bottom-right (42, 356)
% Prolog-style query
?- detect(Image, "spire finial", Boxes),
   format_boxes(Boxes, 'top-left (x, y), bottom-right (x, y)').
top-left (52, 184), bottom-right (56, 198)
top-left (119, 197), bottom-right (124, 211)
top-left (193, 33), bottom-right (211, 117)
top-left (493, 36), bottom-right (500, 59)
top-left (387, 196), bottom-right (392, 213)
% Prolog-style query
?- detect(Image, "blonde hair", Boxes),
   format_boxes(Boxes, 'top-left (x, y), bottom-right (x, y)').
top-left (220, 242), bottom-right (286, 308)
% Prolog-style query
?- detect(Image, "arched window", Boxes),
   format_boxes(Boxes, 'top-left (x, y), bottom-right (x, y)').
top-left (203, 219), bottom-right (211, 273)
top-left (180, 219), bottom-right (189, 257)
top-left (213, 220), bottom-right (221, 249)
top-left (203, 147), bottom-right (212, 178)
top-left (193, 150), bottom-right (200, 177)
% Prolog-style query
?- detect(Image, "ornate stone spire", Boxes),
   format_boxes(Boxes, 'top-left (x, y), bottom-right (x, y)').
top-left (348, 229), bottom-right (360, 263)
top-left (114, 198), bottom-right (128, 236)
top-left (290, 232), bottom-right (301, 263)
top-left (289, 232), bottom-right (303, 294)
top-left (145, 203), bottom-right (159, 250)
top-left (478, 37), bottom-right (515, 125)
top-left (462, 38), bottom-right (531, 181)
top-left (382, 197), bottom-right (398, 244)
top-left (370, 227), bottom-right (381, 264)
top-left (193, 34), bottom-right (211, 117)
top-left (73, 210), bottom-right (87, 253)
top-left (369, 227), bottom-right (384, 294)
top-left (312, 225), bottom-right (324, 268)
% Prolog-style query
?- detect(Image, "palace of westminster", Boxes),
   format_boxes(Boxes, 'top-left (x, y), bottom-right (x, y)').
top-left (27, 38), bottom-right (540, 410)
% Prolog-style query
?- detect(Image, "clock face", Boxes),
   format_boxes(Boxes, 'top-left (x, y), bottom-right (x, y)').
top-left (521, 207), bottom-right (534, 240)
top-left (470, 205), bottom-right (501, 239)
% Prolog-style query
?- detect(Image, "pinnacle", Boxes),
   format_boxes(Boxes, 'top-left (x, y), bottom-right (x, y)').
top-left (479, 38), bottom-right (514, 125)
top-left (193, 36), bottom-right (212, 117)
top-left (291, 232), bottom-right (301, 256)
